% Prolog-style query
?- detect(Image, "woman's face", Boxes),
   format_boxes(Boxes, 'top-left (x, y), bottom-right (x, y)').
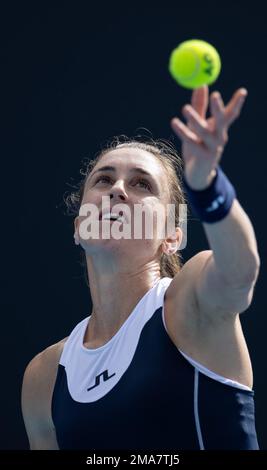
top-left (75, 147), bottom-right (178, 264)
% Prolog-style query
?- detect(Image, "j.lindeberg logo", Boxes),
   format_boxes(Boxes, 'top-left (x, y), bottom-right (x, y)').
top-left (87, 369), bottom-right (116, 391)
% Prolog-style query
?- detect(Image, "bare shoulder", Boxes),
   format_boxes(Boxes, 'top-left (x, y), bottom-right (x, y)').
top-left (164, 251), bottom-right (212, 349)
top-left (21, 337), bottom-right (68, 450)
top-left (22, 337), bottom-right (68, 399)
top-left (164, 251), bottom-right (253, 388)
top-left (165, 250), bottom-right (212, 324)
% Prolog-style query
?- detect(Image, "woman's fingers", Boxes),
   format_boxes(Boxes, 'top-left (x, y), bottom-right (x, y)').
top-left (171, 87), bottom-right (247, 154)
top-left (224, 88), bottom-right (248, 126)
top-left (191, 85), bottom-right (209, 118)
top-left (210, 92), bottom-right (225, 126)
top-left (182, 105), bottom-right (217, 149)
top-left (170, 117), bottom-right (200, 145)
top-left (210, 92), bottom-right (228, 146)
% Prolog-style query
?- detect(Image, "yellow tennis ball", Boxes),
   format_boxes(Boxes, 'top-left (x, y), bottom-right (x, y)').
top-left (169, 39), bottom-right (221, 89)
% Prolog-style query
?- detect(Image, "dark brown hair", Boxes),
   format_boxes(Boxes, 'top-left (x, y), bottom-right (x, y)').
top-left (65, 135), bottom-right (187, 280)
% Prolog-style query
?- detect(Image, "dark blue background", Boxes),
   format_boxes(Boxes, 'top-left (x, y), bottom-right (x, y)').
top-left (1, 2), bottom-right (266, 449)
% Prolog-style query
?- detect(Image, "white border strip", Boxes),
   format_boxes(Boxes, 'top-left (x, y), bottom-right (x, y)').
top-left (194, 369), bottom-right (204, 450)
top-left (180, 349), bottom-right (251, 391)
top-left (161, 306), bottom-right (251, 392)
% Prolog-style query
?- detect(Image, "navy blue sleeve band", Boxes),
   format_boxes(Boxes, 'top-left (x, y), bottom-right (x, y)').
top-left (182, 166), bottom-right (236, 223)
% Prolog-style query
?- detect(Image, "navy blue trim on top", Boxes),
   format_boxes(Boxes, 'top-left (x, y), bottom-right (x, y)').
top-left (51, 306), bottom-right (258, 450)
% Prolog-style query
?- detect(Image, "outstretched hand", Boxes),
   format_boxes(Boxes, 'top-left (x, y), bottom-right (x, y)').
top-left (170, 86), bottom-right (248, 189)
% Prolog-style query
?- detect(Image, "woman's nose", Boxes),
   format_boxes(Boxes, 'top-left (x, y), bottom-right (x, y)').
top-left (109, 180), bottom-right (128, 201)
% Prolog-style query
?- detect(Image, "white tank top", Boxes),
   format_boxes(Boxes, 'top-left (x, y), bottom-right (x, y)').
top-left (59, 276), bottom-right (251, 404)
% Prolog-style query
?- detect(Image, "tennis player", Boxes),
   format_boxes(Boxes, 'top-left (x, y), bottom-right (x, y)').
top-left (21, 85), bottom-right (260, 449)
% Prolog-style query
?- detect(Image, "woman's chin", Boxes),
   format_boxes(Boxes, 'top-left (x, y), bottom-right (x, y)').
top-left (80, 237), bottom-right (130, 254)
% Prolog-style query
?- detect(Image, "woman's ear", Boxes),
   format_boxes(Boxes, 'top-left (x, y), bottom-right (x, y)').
top-left (162, 227), bottom-right (183, 255)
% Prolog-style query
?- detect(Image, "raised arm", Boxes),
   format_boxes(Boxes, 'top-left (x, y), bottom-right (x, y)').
top-left (171, 86), bottom-right (260, 318)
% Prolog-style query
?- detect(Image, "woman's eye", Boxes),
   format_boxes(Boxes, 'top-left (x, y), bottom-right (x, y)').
top-left (135, 179), bottom-right (151, 190)
top-left (95, 176), bottom-right (151, 191)
top-left (95, 176), bottom-right (111, 184)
